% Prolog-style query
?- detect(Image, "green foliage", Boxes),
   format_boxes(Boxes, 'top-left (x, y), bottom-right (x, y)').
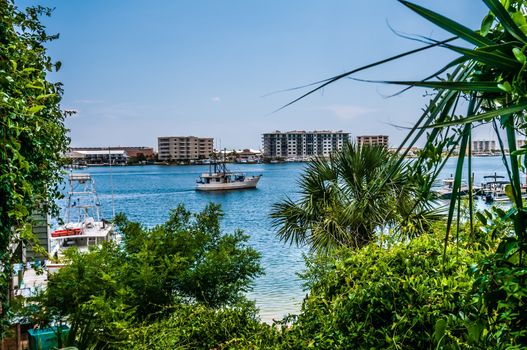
top-left (278, 0), bottom-right (527, 250)
top-left (127, 302), bottom-right (281, 350)
top-left (116, 203), bottom-right (264, 312)
top-left (465, 208), bottom-right (527, 348)
top-left (39, 204), bottom-right (264, 349)
top-left (470, 248), bottom-right (527, 348)
top-left (271, 143), bottom-right (440, 251)
top-left (0, 1), bottom-right (69, 334)
top-left (276, 1), bottom-right (527, 346)
top-left (281, 229), bottom-right (494, 349)
top-left (390, 0), bottom-right (527, 251)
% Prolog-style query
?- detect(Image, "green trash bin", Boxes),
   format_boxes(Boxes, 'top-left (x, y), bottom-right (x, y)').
top-left (27, 326), bottom-right (70, 350)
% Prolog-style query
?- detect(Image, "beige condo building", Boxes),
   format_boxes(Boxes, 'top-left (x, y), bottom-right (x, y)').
top-left (158, 136), bottom-right (213, 161)
top-left (357, 135), bottom-right (389, 149)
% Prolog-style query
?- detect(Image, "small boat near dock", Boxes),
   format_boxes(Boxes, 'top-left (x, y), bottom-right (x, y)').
top-left (480, 173), bottom-right (527, 203)
top-left (481, 173), bottom-right (509, 203)
top-left (50, 173), bottom-right (114, 256)
top-left (435, 176), bottom-right (480, 199)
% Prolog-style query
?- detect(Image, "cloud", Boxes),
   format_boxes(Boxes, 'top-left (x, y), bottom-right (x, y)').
top-left (323, 104), bottom-right (374, 120)
top-left (211, 96), bottom-right (221, 102)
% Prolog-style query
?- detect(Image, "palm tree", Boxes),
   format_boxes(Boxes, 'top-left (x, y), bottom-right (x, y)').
top-left (274, 1), bottom-right (527, 343)
top-left (271, 143), bottom-right (440, 251)
top-left (274, 0), bottom-right (527, 260)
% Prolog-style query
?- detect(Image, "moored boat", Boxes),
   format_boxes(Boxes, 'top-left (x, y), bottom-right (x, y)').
top-left (435, 176), bottom-right (480, 199)
top-left (50, 173), bottom-right (115, 256)
top-left (196, 161), bottom-right (262, 191)
top-left (481, 173), bottom-right (527, 203)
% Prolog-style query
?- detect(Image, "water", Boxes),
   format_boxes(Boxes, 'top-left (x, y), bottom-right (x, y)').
top-left (437, 155), bottom-right (518, 185)
top-left (63, 163), bottom-right (307, 322)
top-left (60, 156), bottom-right (520, 322)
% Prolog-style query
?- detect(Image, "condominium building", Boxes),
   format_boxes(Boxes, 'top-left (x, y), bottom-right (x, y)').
top-left (472, 140), bottom-right (496, 153)
top-left (158, 136), bottom-right (214, 161)
top-left (262, 130), bottom-right (350, 159)
top-left (356, 135), bottom-right (389, 149)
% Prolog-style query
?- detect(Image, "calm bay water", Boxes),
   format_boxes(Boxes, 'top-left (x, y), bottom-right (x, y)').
top-left (63, 156), bottom-right (517, 322)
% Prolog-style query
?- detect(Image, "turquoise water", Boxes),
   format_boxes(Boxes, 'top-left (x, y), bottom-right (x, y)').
top-left (63, 156), bottom-right (516, 322)
top-left (66, 163), bottom-right (307, 322)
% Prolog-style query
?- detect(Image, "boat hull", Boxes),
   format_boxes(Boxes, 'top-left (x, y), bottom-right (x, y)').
top-left (196, 176), bottom-right (261, 191)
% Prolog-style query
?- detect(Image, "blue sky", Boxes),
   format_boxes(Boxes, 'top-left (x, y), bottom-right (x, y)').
top-left (19, 0), bottom-right (489, 149)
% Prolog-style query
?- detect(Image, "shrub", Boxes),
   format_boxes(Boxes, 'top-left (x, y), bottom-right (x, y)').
top-left (128, 302), bottom-right (281, 350)
top-left (469, 238), bottom-right (527, 348)
top-left (282, 230), bottom-right (493, 349)
top-left (40, 204), bottom-right (264, 348)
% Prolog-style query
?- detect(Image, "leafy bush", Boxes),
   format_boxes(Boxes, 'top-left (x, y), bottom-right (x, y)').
top-left (128, 302), bottom-right (281, 350)
top-left (0, 2), bottom-right (70, 333)
top-left (470, 250), bottom-right (527, 348)
top-left (281, 229), bottom-right (493, 349)
top-left (453, 206), bottom-right (527, 348)
top-left (40, 204), bottom-right (264, 349)
top-left (115, 203), bottom-right (264, 313)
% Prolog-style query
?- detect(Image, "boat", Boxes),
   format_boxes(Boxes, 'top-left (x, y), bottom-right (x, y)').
top-left (480, 173), bottom-right (508, 203)
top-left (480, 173), bottom-right (527, 203)
top-left (196, 161), bottom-right (262, 191)
top-left (435, 176), bottom-right (480, 199)
top-left (50, 173), bottom-right (114, 256)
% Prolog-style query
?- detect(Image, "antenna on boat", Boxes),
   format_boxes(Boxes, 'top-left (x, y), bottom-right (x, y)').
top-left (108, 147), bottom-right (115, 218)
top-left (224, 148), bottom-right (227, 174)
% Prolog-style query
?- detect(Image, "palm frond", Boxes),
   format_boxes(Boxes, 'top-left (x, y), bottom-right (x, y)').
top-left (272, 37), bottom-right (456, 113)
top-left (425, 102), bottom-right (527, 128)
top-left (483, 0), bottom-right (527, 43)
top-left (399, 0), bottom-right (497, 47)
top-left (349, 79), bottom-right (503, 93)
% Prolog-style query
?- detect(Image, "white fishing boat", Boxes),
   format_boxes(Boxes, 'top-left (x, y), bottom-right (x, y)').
top-left (50, 173), bottom-right (114, 256)
top-left (196, 161), bottom-right (262, 191)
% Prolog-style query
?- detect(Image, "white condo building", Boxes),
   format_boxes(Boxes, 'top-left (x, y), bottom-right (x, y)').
top-left (158, 136), bottom-right (213, 161)
top-left (262, 130), bottom-right (350, 160)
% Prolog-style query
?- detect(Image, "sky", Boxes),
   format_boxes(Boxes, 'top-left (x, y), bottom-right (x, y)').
top-left (18, 0), bottom-right (490, 150)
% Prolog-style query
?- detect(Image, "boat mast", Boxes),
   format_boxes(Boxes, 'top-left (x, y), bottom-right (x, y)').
top-left (109, 147), bottom-right (115, 218)
top-left (91, 177), bottom-right (101, 222)
top-left (66, 175), bottom-right (72, 224)
top-left (223, 148), bottom-right (227, 175)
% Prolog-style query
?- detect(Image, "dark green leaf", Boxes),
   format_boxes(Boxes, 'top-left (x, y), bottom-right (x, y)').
top-left (475, 212), bottom-right (487, 225)
top-left (426, 102), bottom-right (527, 128)
top-left (482, 0), bottom-right (527, 43)
top-left (400, 0), bottom-right (496, 47)
top-left (360, 79), bottom-right (502, 93)
top-left (512, 47), bottom-right (526, 63)
top-left (443, 43), bottom-right (520, 71)
top-left (433, 318), bottom-right (447, 344)
top-left (481, 14), bottom-right (495, 36)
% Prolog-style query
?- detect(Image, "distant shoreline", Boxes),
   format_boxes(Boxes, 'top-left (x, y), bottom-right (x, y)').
top-left (67, 154), bottom-right (505, 168)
